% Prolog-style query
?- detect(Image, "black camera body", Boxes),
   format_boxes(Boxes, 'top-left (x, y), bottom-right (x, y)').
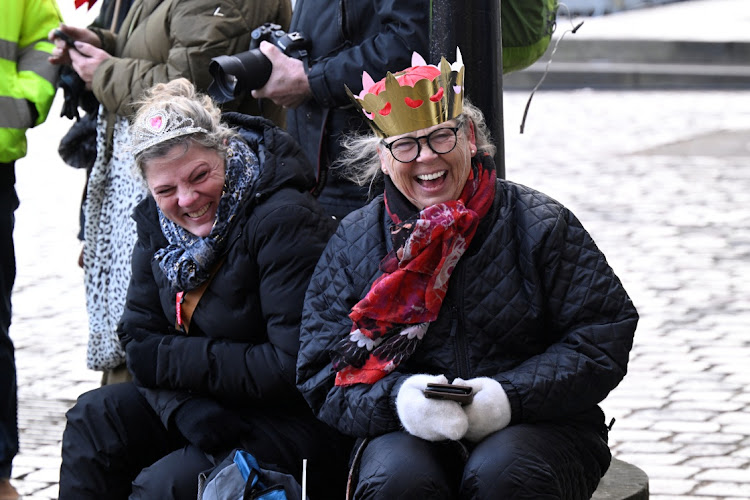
top-left (208, 23), bottom-right (310, 104)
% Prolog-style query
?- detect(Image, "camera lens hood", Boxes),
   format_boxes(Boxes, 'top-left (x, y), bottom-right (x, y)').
top-left (208, 49), bottom-right (273, 103)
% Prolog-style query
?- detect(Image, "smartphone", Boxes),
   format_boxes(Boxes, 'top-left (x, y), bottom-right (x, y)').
top-left (53, 29), bottom-right (77, 49)
top-left (423, 383), bottom-right (474, 405)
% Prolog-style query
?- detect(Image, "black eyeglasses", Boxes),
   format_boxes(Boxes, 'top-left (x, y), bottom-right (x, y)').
top-left (382, 126), bottom-right (460, 163)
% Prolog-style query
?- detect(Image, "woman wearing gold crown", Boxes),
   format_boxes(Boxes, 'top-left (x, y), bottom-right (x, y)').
top-left (296, 50), bottom-right (639, 498)
top-left (57, 79), bottom-right (351, 500)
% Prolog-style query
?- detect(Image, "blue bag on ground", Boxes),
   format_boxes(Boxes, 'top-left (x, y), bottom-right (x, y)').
top-left (198, 449), bottom-right (307, 500)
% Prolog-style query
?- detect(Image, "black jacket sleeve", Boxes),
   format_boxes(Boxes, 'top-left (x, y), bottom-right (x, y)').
top-left (297, 207), bottom-right (407, 437)
top-left (496, 207), bottom-right (638, 424)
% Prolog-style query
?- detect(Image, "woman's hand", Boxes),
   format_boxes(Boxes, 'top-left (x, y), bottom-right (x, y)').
top-left (68, 43), bottom-right (111, 90)
top-left (123, 330), bottom-right (166, 388)
top-left (48, 24), bottom-right (101, 66)
top-left (454, 377), bottom-right (511, 442)
top-left (395, 374), bottom-right (468, 441)
top-left (172, 398), bottom-right (254, 453)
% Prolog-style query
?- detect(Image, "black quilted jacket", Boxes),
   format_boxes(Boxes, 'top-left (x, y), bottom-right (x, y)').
top-left (297, 179), bottom-right (638, 438)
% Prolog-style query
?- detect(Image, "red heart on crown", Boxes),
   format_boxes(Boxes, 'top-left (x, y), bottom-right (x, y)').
top-left (404, 97), bottom-right (423, 108)
top-left (379, 102), bottom-right (392, 116)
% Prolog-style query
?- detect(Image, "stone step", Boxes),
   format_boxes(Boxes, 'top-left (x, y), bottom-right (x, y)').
top-left (534, 38), bottom-right (750, 65)
top-left (503, 38), bottom-right (750, 89)
top-left (504, 60), bottom-right (750, 89)
top-left (592, 458), bottom-right (649, 500)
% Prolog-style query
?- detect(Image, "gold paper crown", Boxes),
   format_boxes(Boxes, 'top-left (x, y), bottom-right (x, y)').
top-left (346, 49), bottom-right (465, 138)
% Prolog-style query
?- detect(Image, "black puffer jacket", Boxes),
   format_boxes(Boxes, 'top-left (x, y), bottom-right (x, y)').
top-left (297, 179), bottom-right (638, 438)
top-left (118, 112), bottom-right (337, 427)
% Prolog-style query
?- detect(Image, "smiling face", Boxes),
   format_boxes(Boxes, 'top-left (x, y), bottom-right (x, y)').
top-left (143, 142), bottom-right (225, 237)
top-left (379, 119), bottom-right (477, 210)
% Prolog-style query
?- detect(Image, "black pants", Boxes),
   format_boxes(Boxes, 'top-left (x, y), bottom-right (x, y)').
top-left (59, 382), bottom-right (352, 499)
top-left (353, 422), bottom-right (611, 500)
top-left (0, 163), bottom-right (19, 480)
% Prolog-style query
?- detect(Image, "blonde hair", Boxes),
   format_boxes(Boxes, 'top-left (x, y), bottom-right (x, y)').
top-left (130, 78), bottom-right (239, 179)
top-left (335, 99), bottom-right (496, 197)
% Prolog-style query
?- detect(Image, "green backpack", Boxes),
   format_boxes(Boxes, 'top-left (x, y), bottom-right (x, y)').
top-left (502, 0), bottom-right (559, 73)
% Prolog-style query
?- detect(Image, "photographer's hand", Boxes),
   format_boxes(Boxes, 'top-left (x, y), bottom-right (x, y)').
top-left (69, 42), bottom-right (111, 90)
top-left (251, 41), bottom-right (311, 108)
top-left (48, 24), bottom-right (101, 66)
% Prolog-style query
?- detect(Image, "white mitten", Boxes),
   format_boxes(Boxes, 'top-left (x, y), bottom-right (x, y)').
top-left (454, 377), bottom-right (512, 442)
top-left (395, 374), bottom-right (469, 441)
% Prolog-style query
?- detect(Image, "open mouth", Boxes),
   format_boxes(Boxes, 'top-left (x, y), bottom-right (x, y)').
top-left (187, 203), bottom-right (210, 218)
top-left (416, 170), bottom-right (447, 186)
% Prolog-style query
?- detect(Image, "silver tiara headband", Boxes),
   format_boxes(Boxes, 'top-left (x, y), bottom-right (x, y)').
top-left (131, 109), bottom-right (209, 156)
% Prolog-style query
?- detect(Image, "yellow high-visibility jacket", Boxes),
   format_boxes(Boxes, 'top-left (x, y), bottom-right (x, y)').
top-left (0, 0), bottom-right (61, 163)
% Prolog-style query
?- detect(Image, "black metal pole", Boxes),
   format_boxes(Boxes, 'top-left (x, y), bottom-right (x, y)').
top-left (430, 0), bottom-right (505, 178)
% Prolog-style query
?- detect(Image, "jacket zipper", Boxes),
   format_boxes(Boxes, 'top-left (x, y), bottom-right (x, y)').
top-left (450, 267), bottom-right (470, 379)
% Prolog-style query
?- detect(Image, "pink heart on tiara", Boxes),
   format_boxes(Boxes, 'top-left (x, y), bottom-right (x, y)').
top-left (150, 116), bottom-right (163, 130)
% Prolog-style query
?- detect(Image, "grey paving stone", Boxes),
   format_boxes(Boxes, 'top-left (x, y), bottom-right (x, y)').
top-left (694, 482), bottom-right (750, 497)
top-left (651, 496), bottom-right (720, 500)
top-left (683, 456), bottom-right (749, 470)
top-left (648, 478), bottom-right (699, 495)
top-left (694, 469), bottom-right (750, 482)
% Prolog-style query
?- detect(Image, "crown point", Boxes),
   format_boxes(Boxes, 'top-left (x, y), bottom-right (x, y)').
top-left (411, 51), bottom-right (427, 67)
top-left (361, 71), bottom-right (375, 94)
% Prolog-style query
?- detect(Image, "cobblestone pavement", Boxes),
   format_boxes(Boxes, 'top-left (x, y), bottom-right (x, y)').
top-left (8, 87), bottom-right (750, 498)
top-left (503, 89), bottom-right (750, 499)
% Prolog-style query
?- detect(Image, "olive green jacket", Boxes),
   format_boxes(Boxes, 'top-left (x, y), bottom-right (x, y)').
top-left (90, 0), bottom-right (291, 142)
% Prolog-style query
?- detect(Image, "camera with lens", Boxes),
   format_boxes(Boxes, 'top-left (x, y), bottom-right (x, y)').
top-left (208, 23), bottom-right (310, 104)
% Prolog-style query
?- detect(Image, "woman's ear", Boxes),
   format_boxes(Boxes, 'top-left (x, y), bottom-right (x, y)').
top-left (466, 120), bottom-right (477, 154)
top-left (377, 145), bottom-right (390, 175)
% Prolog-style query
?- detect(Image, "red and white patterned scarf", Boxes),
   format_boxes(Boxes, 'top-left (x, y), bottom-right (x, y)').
top-left (332, 156), bottom-right (497, 386)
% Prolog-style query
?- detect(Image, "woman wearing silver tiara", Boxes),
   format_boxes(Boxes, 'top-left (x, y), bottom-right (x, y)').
top-left (48, 0), bottom-right (292, 384)
top-left (296, 50), bottom-right (639, 498)
top-left (58, 79), bottom-right (351, 500)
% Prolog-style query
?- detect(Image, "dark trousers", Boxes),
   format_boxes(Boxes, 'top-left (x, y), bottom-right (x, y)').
top-left (59, 383), bottom-right (215, 500)
top-left (59, 382), bottom-right (352, 500)
top-left (0, 163), bottom-right (19, 480)
top-left (354, 422), bottom-right (611, 500)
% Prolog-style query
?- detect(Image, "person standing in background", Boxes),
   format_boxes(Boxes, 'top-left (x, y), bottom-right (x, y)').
top-left (252, 0), bottom-right (429, 220)
top-left (57, 0), bottom-right (136, 269)
top-left (0, 1), bottom-right (61, 498)
top-left (49, 0), bottom-right (292, 385)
